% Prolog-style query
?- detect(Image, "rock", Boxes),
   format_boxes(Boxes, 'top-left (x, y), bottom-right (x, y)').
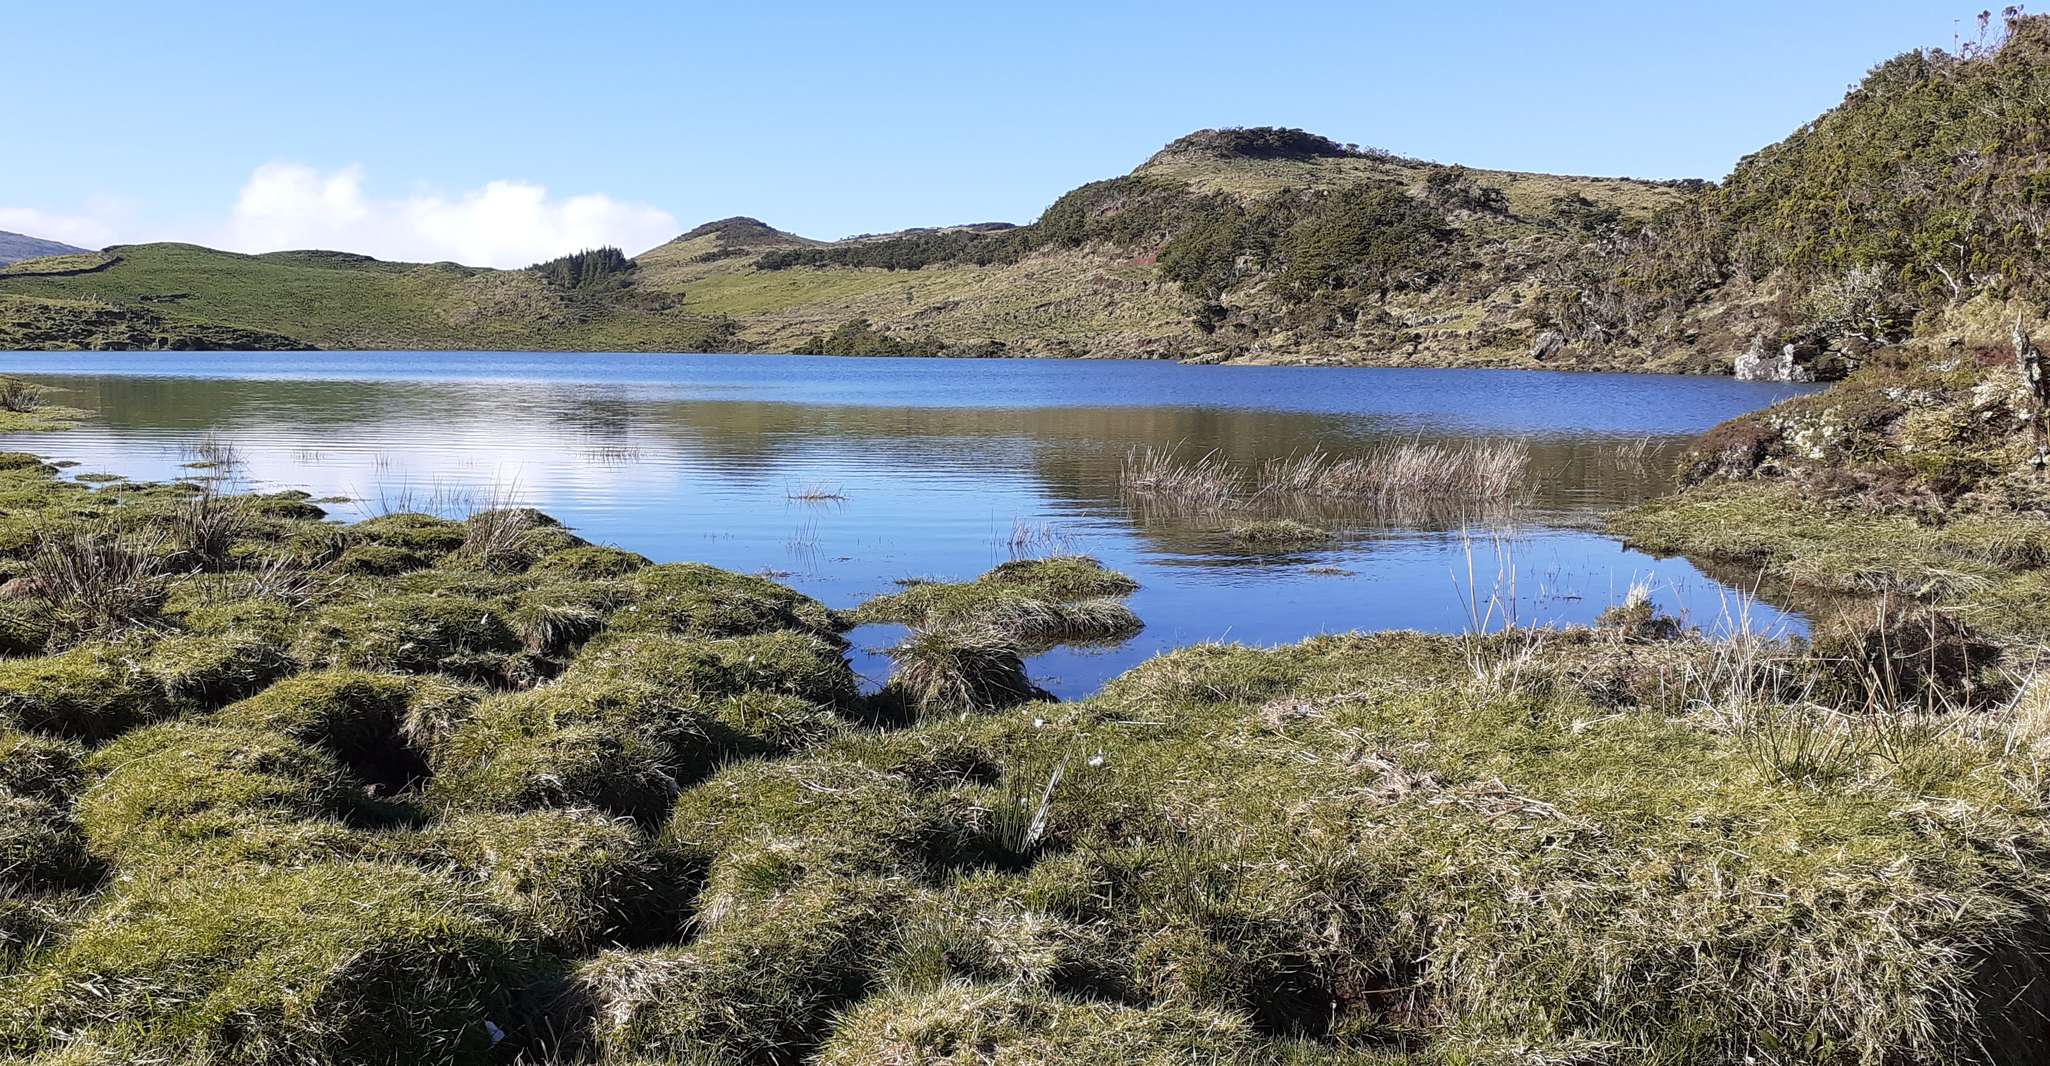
top-left (1528, 330), bottom-right (1565, 361)
top-left (0, 577), bottom-right (47, 600)
top-left (1734, 335), bottom-right (1818, 383)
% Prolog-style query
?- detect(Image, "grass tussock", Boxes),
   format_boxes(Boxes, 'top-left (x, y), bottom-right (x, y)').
top-left (24, 524), bottom-right (173, 639)
top-left (854, 556), bottom-right (1142, 650)
top-left (885, 626), bottom-right (1043, 716)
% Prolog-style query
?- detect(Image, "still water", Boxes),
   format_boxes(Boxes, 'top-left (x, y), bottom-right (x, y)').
top-left (0, 352), bottom-right (1818, 698)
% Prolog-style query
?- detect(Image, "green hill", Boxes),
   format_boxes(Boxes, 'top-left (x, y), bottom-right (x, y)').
top-left (10, 17), bottom-right (2050, 371)
top-left (0, 140), bottom-right (1686, 363)
top-left (1552, 14), bottom-right (2050, 377)
top-left (0, 243), bottom-right (737, 352)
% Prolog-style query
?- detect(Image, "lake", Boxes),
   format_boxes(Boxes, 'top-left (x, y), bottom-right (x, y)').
top-left (0, 352), bottom-right (1819, 698)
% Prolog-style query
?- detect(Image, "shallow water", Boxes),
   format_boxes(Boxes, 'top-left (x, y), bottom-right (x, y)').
top-left (0, 352), bottom-right (1819, 698)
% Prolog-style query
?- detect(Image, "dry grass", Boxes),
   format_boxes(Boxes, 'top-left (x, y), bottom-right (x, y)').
top-left (787, 482), bottom-right (849, 502)
top-left (0, 378), bottom-right (48, 413)
top-left (169, 483), bottom-right (247, 571)
top-left (1122, 439), bottom-right (1529, 516)
top-left (28, 525), bottom-right (174, 638)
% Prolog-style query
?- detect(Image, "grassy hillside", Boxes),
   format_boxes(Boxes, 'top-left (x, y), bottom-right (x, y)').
top-left (0, 244), bottom-right (737, 352)
top-left (1554, 14), bottom-right (2050, 376)
top-left (0, 137), bottom-right (1685, 364)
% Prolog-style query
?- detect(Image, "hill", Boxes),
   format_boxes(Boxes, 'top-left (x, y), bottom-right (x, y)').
top-left (1553, 14), bottom-right (2050, 378)
top-left (0, 243), bottom-right (738, 352)
top-left (0, 230), bottom-right (87, 267)
top-left (9, 17), bottom-right (2050, 370)
top-left (0, 147), bottom-right (1684, 363)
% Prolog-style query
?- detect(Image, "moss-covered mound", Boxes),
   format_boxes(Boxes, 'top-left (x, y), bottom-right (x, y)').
top-left (76, 722), bottom-right (371, 864)
top-left (610, 562), bottom-right (842, 640)
top-left (0, 861), bottom-right (544, 1064)
top-left (855, 556), bottom-right (1142, 646)
top-left (396, 807), bottom-right (690, 951)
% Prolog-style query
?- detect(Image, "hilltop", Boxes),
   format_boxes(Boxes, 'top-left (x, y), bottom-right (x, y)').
top-left (8, 18), bottom-right (2050, 375)
top-left (0, 231), bottom-right (87, 268)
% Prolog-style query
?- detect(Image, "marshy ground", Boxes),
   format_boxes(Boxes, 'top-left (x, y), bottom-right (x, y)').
top-left (1, 400), bottom-right (2048, 1065)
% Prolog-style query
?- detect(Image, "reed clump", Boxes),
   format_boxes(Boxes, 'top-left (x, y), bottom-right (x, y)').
top-left (1121, 439), bottom-right (1531, 516)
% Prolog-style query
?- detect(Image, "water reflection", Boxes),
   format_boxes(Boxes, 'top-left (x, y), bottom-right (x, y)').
top-left (0, 353), bottom-right (1819, 698)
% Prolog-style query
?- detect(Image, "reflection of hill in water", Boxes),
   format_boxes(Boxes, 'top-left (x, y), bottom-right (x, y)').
top-left (19, 365), bottom-right (1826, 672)
top-left (48, 373), bottom-right (1692, 518)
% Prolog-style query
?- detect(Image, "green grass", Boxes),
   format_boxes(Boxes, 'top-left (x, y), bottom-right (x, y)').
top-left (0, 244), bottom-right (736, 352)
top-left (0, 430), bottom-right (2043, 1062)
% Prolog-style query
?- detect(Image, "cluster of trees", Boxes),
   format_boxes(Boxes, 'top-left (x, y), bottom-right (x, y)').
top-left (757, 177), bottom-right (1214, 273)
top-left (1152, 126), bottom-right (1376, 161)
top-left (529, 247), bottom-right (635, 291)
top-left (762, 172), bottom-right (1458, 325)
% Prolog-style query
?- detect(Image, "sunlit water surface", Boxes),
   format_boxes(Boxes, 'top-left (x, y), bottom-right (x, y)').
top-left (0, 352), bottom-right (1819, 698)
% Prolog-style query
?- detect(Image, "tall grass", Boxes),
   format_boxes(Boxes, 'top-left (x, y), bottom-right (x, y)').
top-left (1119, 445), bottom-right (1243, 512)
top-left (171, 483), bottom-right (247, 571)
top-left (28, 525), bottom-right (174, 636)
top-left (1121, 439), bottom-right (1530, 515)
top-left (0, 378), bottom-right (48, 413)
top-left (885, 626), bottom-right (1039, 715)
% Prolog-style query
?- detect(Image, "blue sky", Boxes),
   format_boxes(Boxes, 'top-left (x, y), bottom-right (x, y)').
top-left (3, 1), bottom-right (1977, 265)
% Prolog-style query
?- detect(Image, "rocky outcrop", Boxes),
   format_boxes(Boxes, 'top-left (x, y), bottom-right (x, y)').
top-left (1734, 334), bottom-right (1818, 383)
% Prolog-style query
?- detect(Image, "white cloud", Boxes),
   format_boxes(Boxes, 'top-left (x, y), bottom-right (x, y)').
top-left (0, 199), bottom-right (132, 249)
top-left (217, 163), bottom-right (678, 268)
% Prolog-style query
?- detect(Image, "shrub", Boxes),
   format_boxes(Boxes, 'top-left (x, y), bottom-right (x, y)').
top-left (0, 861), bottom-right (544, 1064)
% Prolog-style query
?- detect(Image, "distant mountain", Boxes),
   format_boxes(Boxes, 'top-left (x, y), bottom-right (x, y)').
top-left (0, 230), bottom-right (89, 267)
